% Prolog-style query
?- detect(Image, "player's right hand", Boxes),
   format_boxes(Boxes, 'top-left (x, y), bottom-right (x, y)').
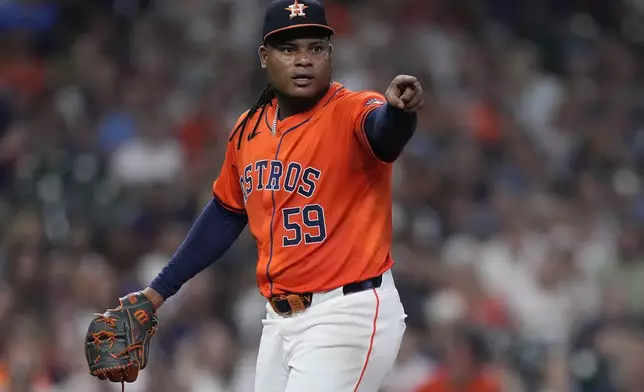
top-left (385, 75), bottom-right (424, 113)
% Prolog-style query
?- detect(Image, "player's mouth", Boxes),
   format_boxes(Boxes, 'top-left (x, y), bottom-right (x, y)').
top-left (292, 75), bottom-right (314, 87)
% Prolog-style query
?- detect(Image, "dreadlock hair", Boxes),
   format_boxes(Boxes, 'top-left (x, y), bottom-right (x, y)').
top-left (228, 85), bottom-right (276, 150)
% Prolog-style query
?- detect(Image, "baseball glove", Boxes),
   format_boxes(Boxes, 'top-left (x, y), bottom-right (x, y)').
top-left (85, 292), bottom-right (158, 388)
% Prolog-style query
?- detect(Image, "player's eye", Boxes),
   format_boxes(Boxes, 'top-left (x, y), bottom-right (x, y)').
top-left (282, 47), bottom-right (296, 54)
top-left (310, 46), bottom-right (324, 54)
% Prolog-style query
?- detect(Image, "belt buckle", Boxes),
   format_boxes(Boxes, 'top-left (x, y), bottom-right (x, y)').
top-left (271, 293), bottom-right (309, 316)
top-left (286, 294), bottom-right (307, 313)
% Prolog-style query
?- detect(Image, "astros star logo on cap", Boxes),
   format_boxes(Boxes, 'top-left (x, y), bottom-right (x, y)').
top-left (262, 0), bottom-right (334, 42)
top-left (285, 0), bottom-right (308, 19)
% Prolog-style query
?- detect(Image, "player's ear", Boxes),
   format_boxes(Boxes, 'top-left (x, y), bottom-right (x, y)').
top-left (259, 45), bottom-right (268, 69)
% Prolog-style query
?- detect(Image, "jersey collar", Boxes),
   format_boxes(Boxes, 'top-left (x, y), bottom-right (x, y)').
top-left (267, 82), bottom-right (343, 131)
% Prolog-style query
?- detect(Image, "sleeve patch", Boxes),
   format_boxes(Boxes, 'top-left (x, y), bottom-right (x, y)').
top-left (364, 97), bottom-right (385, 107)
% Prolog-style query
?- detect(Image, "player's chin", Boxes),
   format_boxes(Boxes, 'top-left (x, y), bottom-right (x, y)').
top-left (287, 81), bottom-right (323, 98)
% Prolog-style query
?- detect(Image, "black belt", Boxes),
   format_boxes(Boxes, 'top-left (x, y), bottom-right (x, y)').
top-left (269, 275), bottom-right (383, 316)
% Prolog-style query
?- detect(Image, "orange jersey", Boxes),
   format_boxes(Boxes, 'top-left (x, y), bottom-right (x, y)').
top-left (213, 82), bottom-right (395, 297)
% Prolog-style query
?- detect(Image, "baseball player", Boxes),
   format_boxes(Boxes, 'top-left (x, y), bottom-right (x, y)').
top-left (85, 1), bottom-right (423, 391)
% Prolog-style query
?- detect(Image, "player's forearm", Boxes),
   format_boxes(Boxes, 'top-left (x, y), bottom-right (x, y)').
top-left (147, 198), bottom-right (247, 304)
top-left (364, 104), bottom-right (417, 163)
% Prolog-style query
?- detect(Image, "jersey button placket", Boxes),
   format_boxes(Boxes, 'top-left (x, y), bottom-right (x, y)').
top-left (264, 117), bottom-right (281, 295)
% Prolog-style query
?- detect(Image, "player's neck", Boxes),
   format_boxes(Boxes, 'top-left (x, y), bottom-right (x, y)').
top-left (275, 87), bottom-right (330, 119)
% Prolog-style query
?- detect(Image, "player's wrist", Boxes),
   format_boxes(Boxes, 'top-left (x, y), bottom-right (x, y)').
top-left (142, 287), bottom-right (165, 310)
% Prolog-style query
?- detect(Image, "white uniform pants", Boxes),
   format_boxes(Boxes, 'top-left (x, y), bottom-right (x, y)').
top-left (254, 269), bottom-right (407, 392)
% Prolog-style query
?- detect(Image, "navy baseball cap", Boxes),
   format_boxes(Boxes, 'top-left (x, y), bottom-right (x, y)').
top-left (262, 0), bottom-right (335, 43)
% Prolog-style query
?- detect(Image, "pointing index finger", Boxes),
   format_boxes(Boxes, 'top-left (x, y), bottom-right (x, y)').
top-left (393, 75), bottom-right (418, 87)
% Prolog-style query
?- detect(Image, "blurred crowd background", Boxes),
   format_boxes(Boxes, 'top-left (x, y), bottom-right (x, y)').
top-left (2, 0), bottom-right (644, 391)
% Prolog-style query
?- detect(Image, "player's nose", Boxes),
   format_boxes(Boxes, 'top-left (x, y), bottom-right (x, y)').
top-left (294, 52), bottom-right (313, 67)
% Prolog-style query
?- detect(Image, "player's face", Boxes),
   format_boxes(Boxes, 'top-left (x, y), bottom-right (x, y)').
top-left (260, 32), bottom-right (333, 99)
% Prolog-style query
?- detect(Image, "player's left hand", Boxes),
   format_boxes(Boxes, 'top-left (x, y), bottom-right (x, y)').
top-left (385, 75), bottom-right (424, 113)
top-left (85, 292), bottom-right (158, 384)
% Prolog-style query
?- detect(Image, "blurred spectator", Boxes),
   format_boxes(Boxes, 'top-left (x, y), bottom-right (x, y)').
top-left (109, 113), bottom-right (185, 186)
top-left (413, 326), bottom-right (503, 392)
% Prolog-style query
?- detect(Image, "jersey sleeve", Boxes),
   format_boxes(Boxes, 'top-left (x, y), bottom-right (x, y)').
top-left (345, 91), bottom-right (388, 160)
top-left (211, 114), bottom-right (248, 214)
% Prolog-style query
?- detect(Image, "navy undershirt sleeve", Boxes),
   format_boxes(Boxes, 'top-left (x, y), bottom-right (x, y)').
top-left (149, 198), bottom-right (247, 300)
top-left (364, 104), bottom-right (417, 163)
